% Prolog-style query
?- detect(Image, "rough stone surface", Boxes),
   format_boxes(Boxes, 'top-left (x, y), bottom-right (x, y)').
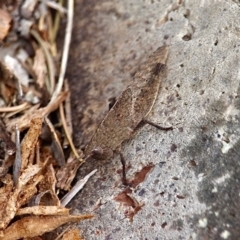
top-left (66, 0), bottom-right (240, 239)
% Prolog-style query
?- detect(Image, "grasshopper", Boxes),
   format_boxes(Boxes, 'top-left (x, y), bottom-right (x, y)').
top-left (84, 46), bottom-right (169, 183)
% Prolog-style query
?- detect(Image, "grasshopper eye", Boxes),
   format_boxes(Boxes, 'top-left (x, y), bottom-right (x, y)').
top-left (91, 146), bottom-right (113, 160)
top-left (92, 146), bottom-right (103, 155)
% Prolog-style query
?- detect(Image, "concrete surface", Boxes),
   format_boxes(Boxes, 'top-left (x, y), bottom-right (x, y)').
top-left (66, 0), bottom-right (240, 239)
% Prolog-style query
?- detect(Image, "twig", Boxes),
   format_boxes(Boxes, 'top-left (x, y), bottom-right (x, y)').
top-left (55, 225), bottom-right (71, 240)
top-left (62, 80), bottom-right (73, 147)
top-left (49, 0), bottom-right (64, 44)
top-left (0, 102), bottom-right (29, 112)
top-left (59, 102), bottom-right (82, 160)
top-left (45, 0), bottom-right (66, 14)
top-left (61, 169), bottom-right (97, 207)
top-left (5, 102), bottom-right (31, 118)
top-left (13, 125), bottom-right (21, 186)
top-left (44, 116), bottom-right (65, 166)
top-left (51, 0), bottom-right (74, 103)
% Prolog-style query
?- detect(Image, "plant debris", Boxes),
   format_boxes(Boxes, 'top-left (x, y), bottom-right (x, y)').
top-left (0, 1), bottom-right (94, 239)
top-left (114, 188), bottom-right (144, 221)
top-left (0, 9), bottom-right (12, 41)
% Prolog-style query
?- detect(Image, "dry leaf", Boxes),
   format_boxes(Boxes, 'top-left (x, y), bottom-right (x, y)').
top-left (39, 146), bottom-right (56, 165)
top-left (18, 163), bottom-right (42, 187)
top-left (18, 174), bottom-right (44, 207)
top-left (32, 49), bottom-right (46, 88)
top-left (0, 9), bottom-right (12, 40)
top-left (4, 55), bottom-right (31, 87)
top-left (130, 164), bottom-right (154, 188)
top-left (114, 188), bottom-right (144, 221)
top-left (21, 0), bottom-right (38, 19)
top-left (17, 206), bottom-right (69, 216)
top-left (21, 118), bottom-right (42, 170)
top-left (0, 81), bottom-right (15, 105)
top-left (0, 174), bottom-right (13, 213)
top-left (0, 118), bottom-right (15, 157)
top-left (0, 155), bottom-right (14, 178)
top-left (0, 164), bottom-right (43, 229)
top-left (0, 215), bottom-right (93, 240)
top-left (62, 228), bottom-right (83, 240)
top-left (38, 164), bottom-right (60, 206)
top-left (0, 60), bottom-right (17, 104)
top-left (56, 157), bottom-right (81, 191)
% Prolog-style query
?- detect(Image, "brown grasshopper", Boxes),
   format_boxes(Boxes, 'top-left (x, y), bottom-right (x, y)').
top-left (84, 46), bottom-right (169, 184)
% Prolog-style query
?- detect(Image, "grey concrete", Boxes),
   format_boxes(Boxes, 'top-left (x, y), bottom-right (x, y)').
top-left (67, 0), bottom-right (240, 239)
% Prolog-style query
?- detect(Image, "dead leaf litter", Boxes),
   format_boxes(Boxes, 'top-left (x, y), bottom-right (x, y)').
top-left (0, 1), bottom-right (93, 239)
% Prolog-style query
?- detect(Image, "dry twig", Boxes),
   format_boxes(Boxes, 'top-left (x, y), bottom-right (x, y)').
top-left (51, 0), bottom-right (74, 102)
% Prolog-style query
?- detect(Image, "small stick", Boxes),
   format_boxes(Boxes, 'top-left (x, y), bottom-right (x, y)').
top-left (61, 169), bottom-right (97, 207)
top-left (13, 125), bottom-right (21, 186)
top-left (51, 0), bottom-right (74, 103)
top-left (59, 102), bottom-right (82, 161)
top-left (0, 102), bottom-right (29, 113)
